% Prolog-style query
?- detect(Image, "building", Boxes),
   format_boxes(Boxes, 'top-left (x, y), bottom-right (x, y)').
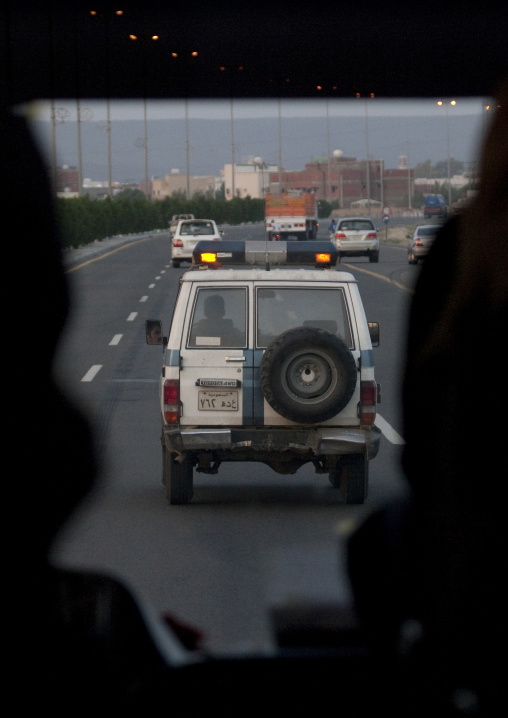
top-left (268, 154), bottom-right (414, 209)
top-left (55, 165), bottom-right (80, 195)
top-left (223, 160), bottom-right (277, 200)
top-left (151, 171), bottom-right (220, 200)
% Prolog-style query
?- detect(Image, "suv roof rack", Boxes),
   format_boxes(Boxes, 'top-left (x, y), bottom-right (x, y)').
top-left (192, 240), bottom-right (338, 269)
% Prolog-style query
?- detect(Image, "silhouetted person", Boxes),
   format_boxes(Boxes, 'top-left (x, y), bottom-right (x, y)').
top-left (347, 79), bottom-right (508, 716)
top-left (190, 294), bottom-right (244, 346)
top-left (2, 102), bottom-right (189, 710)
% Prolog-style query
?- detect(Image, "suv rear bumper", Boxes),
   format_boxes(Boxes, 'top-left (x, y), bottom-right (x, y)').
top-left (163, 425), bottom-right (382, 460)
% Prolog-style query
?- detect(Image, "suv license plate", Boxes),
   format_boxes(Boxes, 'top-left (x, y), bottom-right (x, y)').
top-left (198, 390), bottom-right (238, 411)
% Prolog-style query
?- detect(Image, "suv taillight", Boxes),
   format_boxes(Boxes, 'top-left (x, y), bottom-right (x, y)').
top-left (163, 379), bottom-right (180, 424)
top-left (173, 238), bottom-right (183, 247)
top-left (335, 231), bottom-right (346, 238)
top-left (359, 380), bottom-right (377, 425)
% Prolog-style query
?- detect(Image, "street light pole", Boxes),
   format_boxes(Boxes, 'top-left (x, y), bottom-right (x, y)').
top-left (106, 98), bottom-right (112, 198)
top-left (406, 142), bottom-right (412, 210)
top-left (278, 99), bottom-right (283, 190)
top-left (326, 99), bottom-right (331, 203)
top-left (185, 99), bottom-right (190, 200)
top-left (143, 98), bottom-right (149, 200)
top-left (230, 99), bottom-right (235, 199)
top-left (437, 99), bottom-right (455, 206)
top-left (253, 157), bottom-right (266, 199)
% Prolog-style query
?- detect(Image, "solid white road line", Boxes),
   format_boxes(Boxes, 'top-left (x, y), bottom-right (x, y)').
top-left (376, 413), bottom-right (405, 444)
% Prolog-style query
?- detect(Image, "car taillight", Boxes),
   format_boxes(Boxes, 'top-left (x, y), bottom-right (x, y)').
top-left (359, 380), bottom-right (377, 425)
top-left (335, 231), bottom-right (346, 238)
top-left (173, 239), bottom-right (183, 247)
top-left (163, 379), bottom-right (180, 424)
top-left (366, 232), bottom-right (377, 239)
top-left (415, 238), bottom-right (423, 246)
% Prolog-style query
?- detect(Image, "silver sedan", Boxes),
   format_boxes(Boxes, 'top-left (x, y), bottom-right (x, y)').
top-left (407, 224), bottom-right (442, 264)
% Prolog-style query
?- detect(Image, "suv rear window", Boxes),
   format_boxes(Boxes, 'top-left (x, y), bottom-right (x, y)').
top-left (188, 287), bottom-right (247, 348)
top-left (180, 222), bottom-right (216, 235)
top-left (419, 226), bottom-right (440, 236)
top-left (256, 287), bottom-right (353, 348)
top-left (338, 220), bottom-right (375, 231)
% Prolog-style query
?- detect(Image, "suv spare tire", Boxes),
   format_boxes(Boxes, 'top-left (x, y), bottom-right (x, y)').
top-left (259, 327), bottom-right (357, 424)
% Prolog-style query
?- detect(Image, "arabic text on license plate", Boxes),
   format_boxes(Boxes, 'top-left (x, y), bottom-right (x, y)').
top-left (198, 390), bottom-right (238, 411)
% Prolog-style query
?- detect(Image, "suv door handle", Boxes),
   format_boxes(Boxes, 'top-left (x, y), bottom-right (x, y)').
top-left (225, 356), bottom-right (246, 362)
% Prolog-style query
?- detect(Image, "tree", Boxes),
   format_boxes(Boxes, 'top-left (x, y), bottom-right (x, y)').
top-left (113, 187), bottom-right (145, 201)
top-left (413, 158), bottom-right (465, 179)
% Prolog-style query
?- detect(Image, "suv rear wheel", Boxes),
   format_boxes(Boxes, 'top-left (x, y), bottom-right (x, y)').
top-left (329, 454), bottom-right (368, 504)
top-left (259, 327), bottom-right (357, 424)
top-left (163, 447), bottom-right (194, 504)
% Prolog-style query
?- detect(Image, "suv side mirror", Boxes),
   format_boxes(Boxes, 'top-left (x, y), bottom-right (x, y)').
top-left (368, 322), bottom-right (379, 347)
top-left (146, 319), bottom-right (163, 345)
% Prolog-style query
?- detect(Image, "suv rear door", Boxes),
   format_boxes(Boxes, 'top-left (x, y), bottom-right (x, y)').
top-left (178, 284), bottom-right (253, 426)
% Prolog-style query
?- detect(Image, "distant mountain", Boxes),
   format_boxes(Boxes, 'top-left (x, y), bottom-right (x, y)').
top-left (30, 114), bottom-right (485, 184)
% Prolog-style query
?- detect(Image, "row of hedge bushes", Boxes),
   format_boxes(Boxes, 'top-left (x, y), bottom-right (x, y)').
top-left (55, 194), bottom-right (336, 249)
top-left (55, 195), bottom-right (263, 249)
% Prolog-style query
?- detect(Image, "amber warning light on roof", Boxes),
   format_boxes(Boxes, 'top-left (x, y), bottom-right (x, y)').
top-left (315, 252), bottom-right (332, 264)
top-left (192, 241), bottom-right (339, 268)
top-left (200, 252), bottom-right (219, 263)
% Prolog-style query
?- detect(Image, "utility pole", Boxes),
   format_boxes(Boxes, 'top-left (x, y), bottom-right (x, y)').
top-left (230, 99), bottom-right (235, 199)
top-left (185, 99), bottom-right (190, 199)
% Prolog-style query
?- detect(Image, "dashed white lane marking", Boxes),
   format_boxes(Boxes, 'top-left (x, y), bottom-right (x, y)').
top-left (81, 365), bottom-right (102, 382)
top-left (109, 334), bottom-right (122, 346)
top-left (127, 312), bottom-right (138, 321)
top-left (140, 296), bottom-right (148, 302)
top-left (376, 413), bottom-right (405, 444)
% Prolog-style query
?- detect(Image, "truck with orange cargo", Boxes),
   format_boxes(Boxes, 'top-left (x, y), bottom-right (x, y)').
top-left (265, 191), bottom-right (319, 241)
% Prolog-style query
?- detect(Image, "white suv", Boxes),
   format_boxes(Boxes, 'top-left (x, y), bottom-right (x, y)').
top-left (169, 213), bottom-right (195, 236)
top-left (147, 240), bottom-right (381, 505)
top-left (332, 217), bottom-right (380, 263)
top-left (171, 218), bottom-right (222, 268)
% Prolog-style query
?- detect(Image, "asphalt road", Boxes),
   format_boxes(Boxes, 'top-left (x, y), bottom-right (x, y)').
top-left (52, 222), bottom-right (417, 655)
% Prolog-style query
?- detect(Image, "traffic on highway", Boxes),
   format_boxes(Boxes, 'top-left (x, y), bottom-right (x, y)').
top-left (53, 221), bottom-right (414, 655)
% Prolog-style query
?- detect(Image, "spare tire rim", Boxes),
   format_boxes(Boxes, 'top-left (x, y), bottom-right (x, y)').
top-left (282, 351), bottom-right (337, 400)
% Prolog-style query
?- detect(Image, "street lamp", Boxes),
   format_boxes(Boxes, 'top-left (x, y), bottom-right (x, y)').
top-left (437, 99), bottom-right (456, 206)
top-left (358, 92), bottom-right (374, 215)
top-left (49, 102), bottom-right (70, 193)
top-left (405, 142), bottom-right (412, 210)
top-left (77, 102), bottom-right (93, 198)
top-left (253, 157), bottom-right (266, 199)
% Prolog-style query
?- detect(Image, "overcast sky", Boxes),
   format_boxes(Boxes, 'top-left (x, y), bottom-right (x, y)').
top-left (24, 96), bottom-right (494, 179)
top-left (27, 97), bottom-right (490, 123)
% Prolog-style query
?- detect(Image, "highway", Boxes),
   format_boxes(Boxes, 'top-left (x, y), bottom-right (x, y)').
top-left (52, 222), bottom-right (418, 655)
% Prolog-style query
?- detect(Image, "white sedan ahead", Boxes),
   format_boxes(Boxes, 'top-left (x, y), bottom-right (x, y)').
top-left (171, 219), bottom-right (222, 268)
